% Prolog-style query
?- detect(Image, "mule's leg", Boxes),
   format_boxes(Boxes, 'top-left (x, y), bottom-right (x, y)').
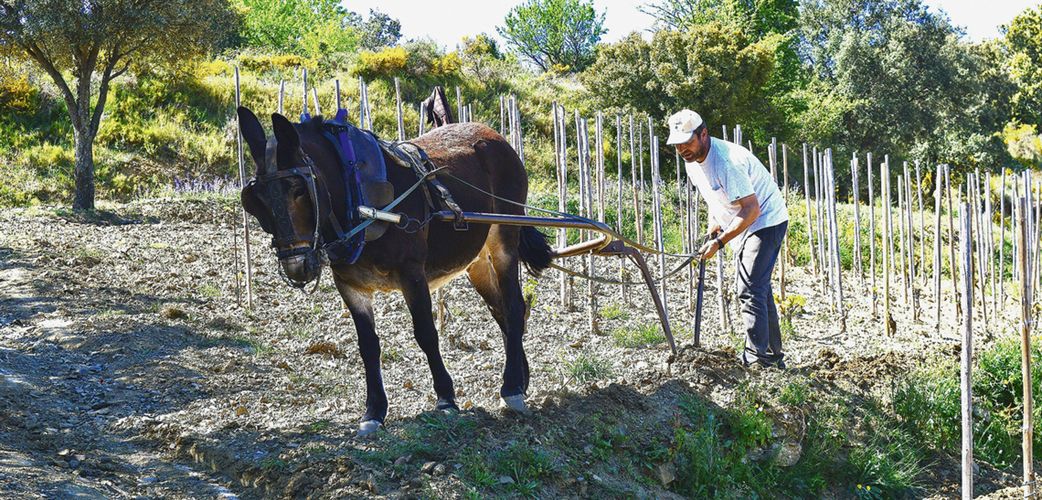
top-left (466, 229), bottom-right (530, 412)
top-left (337, 283), bottom-right (388, 437)
top-left (399, 268), bottom-right (458, 412)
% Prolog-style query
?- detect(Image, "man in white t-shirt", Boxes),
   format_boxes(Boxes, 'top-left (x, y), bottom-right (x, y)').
top-left (666, 109), bottom-right (790, 369)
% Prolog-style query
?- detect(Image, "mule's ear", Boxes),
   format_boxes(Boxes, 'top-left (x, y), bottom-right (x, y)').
top-left (237, 106), bottom-right (267, 176)
top-left (271, 113), bottom-right (300, 170)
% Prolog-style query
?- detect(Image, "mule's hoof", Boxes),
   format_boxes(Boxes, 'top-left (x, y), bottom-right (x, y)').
top-left (500, 394), bottom-right (530, 415)
top-left (358, 419), bottom-right (382, 438)
top-left (436, 399), bottom-right (459, 413)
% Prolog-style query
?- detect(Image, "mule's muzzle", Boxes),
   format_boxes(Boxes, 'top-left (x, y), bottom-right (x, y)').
top-left (278, 248), bottom-right (323, 288)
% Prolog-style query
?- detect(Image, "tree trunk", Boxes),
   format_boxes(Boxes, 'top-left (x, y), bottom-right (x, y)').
top-left (72, 125), bottom-right (95, 210)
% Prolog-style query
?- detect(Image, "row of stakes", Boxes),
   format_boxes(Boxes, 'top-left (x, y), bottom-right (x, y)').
top-left (227, 68), bottom-right (1037, 497)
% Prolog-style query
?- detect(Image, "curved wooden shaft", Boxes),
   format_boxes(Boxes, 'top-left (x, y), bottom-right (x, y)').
top-left (430, 210), bottom-right (676, 355)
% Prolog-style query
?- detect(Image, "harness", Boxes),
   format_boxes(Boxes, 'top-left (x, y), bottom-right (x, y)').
top-left (241, 107), bottom-right (465, 287)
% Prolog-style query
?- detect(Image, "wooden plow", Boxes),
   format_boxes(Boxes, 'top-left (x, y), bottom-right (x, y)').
top-left (366, 208), bottom-right (679, 355)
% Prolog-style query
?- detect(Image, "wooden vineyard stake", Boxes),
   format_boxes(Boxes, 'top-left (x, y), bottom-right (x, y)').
top-left (311, 87), bottom-right (322, 116)
top-left (553, 102), bottom-right (572, 310)
top-left (301, 67), bottom-right (308, 116)
top-left (455, 86), bottom-right (463, 122)
top-left (651, 135), bottom-right (669, 332)
top-left (278, 80), bottom-right (286, 114)
top-left (851, 153), bottom-right (863, 280)
top-left (334, 79), bottom-right (341, 113)
top-left (233, 66), bottom-right (254, 310)
top-left (630, 115), bottom-right (640, 251)
top-left (899, 175), bottom-right (909, 304)
top-left (883, 158), bottom-right (893, 335)
top-left (826, 150), bottom-right (845, 330)
top-left (637, 121), bottom-right (645, 245)
top-left (869, 153), bottom-right (877, 317)
top-left (803, 144), bottom-right (818, 277)
top-left (780, 144), bottom-right (789, 302)
top-left (959, 202), bottom-right (974, 500)
top-left (815, 147), bottom-right (827, 292)
top-left (1000, 172), bottom-right (1007, 307)
top-left (769, 137), bottom-right (778, 183)
top-left (687, 170), bottom-right (695, 311)
top-left (394, 78), bottom-right (405, 141)
top-left (499, 95), bottom-right (506, 135)
top-left (676, 147), bottom-right (684, 252)
top-left (972, 173), bottom-right (989, 326)
top-left (986, 174), bottom-right (995, 316)
top-left (934, 165), bottom-right (943, 332)
top-left (903, 162), bottom-right (917, 318)
top-left (616, 115), bottom-right (628, 302)
top-left (946, 165), bottom-right (961, 316)
top-left (824, 150), bottom-right (836, 310)
top-left (916, 161), bottom-right (926, 283)
top-left (1018, 196), bottom-right (1035, 498)
top-left (1016, 177), bottom-right (1022, 284)
top-left (577, 114), bottom-right (598, 334)
top-left (418, 103), bottom-right (425, 135)
top-left (596, 113), bottom-right (606, 223)
top-left (905, 164), bottom-right (918, 320)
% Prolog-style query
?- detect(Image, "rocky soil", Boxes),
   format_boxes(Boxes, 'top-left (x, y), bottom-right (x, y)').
top-left (0, 197), bottom-right (1032, 498)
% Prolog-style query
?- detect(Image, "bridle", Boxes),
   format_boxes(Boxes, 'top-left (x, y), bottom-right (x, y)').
top-left (242, 139), bottom-right (351, 290)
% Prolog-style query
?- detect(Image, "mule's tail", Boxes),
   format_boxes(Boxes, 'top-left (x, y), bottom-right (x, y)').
top-left (519, 226), bottom-right (553, 277)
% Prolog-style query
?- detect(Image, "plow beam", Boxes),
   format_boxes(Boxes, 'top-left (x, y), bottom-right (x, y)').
top-left (431, 211), bottom-right (676, 355)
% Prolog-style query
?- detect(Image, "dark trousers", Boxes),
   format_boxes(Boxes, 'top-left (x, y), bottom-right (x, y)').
top-left (735, 221), bottom-right (788, 366)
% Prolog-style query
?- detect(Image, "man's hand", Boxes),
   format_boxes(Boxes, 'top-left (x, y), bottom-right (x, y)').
top-left (697, 230), bottom-right (723, 261)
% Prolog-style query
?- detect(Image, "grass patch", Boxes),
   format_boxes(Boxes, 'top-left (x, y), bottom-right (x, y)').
top-left (779, 380), bottom-right (810, 406)
top-left (198, 283), bottom-right (221, 299)
top-left (598, 303), bottom-right (629, 321)
top-left (381, 345), bottom-right (403, 363)
top-left (461, 441), bottom-right (559, 497)
top-left (847, 432), bottom-right (926, 495)
top-left (564, 352), bottom-right (613, 384)
top-left (258, 456), bottom-right (288, 471)
top-left (233, 335), bottom-right (274, 357)
top-left (780, 315), bottom-right (796, 341)
top-left (611, 323), bottom-right (665, 348)
top-left (304, 419), bottom-right (331, 433)
top-left (352, 411), bottom-right (475, 468)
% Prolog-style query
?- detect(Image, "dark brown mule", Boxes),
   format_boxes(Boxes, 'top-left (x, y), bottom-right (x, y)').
top-left (236, 106), bottom-right (552, 436)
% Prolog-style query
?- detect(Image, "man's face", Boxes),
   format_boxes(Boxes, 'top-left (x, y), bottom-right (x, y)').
top-left (674, 127), bottom-right (709, 163)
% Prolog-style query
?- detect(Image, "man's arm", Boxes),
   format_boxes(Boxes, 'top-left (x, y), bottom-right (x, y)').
top-left (698, 194), bottom-right (760, 259)
top-left (718, 194), bottom-right (760, 245)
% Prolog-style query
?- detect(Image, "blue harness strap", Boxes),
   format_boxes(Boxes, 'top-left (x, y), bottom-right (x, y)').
top-left (305, 109), bottom-right (368, 265)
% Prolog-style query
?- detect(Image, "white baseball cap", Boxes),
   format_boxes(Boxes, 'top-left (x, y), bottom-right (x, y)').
top-left (665, 109), bottom-right (705, 145)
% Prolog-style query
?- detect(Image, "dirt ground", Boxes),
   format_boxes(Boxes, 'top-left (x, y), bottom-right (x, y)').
top-left (0, 197), bottom-right (1032, 498)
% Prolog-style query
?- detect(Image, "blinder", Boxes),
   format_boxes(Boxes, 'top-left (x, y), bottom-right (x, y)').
top-left (241, 155), bottom-right (323, 261)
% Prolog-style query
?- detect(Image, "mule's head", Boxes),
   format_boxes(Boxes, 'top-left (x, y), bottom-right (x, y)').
top-left (238, 106), bottom-right (333, 288)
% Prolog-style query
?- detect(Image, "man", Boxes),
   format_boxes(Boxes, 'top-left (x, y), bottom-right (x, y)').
top-left (666, 109), bottom-right (789, 369)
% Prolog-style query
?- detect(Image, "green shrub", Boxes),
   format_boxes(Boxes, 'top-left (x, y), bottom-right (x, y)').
top-left (895, 337), bottom-right (1042, 468)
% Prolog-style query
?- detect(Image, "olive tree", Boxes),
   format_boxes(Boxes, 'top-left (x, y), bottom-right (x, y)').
top-left (0, 0), bottom-right (232, 209)
top-left (497, 0), bottom-right (606, 72)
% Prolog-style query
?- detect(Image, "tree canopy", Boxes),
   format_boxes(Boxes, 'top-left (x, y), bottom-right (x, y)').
top-left (351, 9), bottom-right (402, 51)
top-left (582, 23), bottom-right (778, 142)
top-left (497, 0), bottom-right (606, 72)
top-left (233, 0), bottom-right (358, 58)
top-left (0, 0), bottom-right (232, 209)
top-left (794, 0), bottom-right (1013, 168)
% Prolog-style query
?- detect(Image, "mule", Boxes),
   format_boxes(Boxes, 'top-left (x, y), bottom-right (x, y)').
top-left (236, 106), bottom-right (552, 436)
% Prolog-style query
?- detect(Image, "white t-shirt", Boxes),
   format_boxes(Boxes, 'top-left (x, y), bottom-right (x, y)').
top-left (685, 137), bottom-right (789, 246)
